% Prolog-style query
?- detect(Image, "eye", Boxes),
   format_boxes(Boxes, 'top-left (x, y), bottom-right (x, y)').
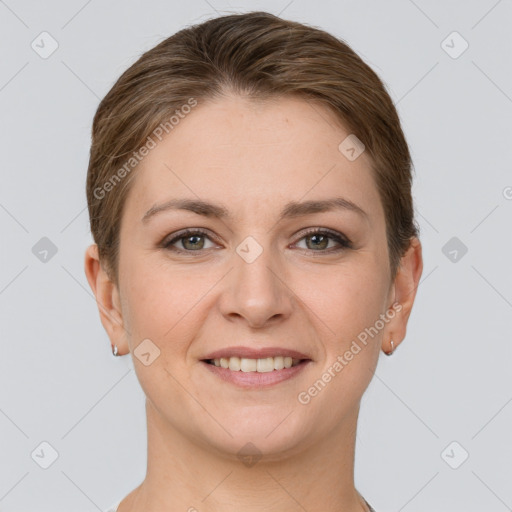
top-left (163, 228), bottom-right (217, 253)
top-left (162, 227), bottom-right (352, 255)
top-left (293, 228), bottom-right (352, 253)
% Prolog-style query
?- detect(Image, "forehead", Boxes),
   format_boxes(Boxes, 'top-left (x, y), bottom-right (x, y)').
top-left (122, 94), bottom-right (383, 225)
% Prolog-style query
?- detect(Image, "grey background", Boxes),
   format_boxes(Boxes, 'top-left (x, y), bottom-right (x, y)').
top-left (1, 1), bottom-right (511, 511)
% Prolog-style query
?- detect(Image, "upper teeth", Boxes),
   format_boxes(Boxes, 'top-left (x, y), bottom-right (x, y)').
top-left (210, 356), bottom-right (301, 372)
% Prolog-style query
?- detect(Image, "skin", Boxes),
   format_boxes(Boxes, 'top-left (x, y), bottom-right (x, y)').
top-left (85, 94), bottom-right (423, 512)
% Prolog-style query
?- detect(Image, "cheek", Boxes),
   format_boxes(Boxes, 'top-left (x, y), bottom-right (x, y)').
top-left (121, 256), bottom-right (212, 346)
top-left (297, 258), bottom-right (388, 343)
top-left (295, 264), bottom-right (386, 414)
top-left (120, 264), bottom-right (198, 401)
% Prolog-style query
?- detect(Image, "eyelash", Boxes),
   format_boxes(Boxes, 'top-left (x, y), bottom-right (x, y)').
top-left (162, 227), bottom-right (353, 255)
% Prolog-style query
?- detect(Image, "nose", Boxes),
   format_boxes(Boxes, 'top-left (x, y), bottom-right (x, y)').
top-left (218, 239), bottom-right (294, 329)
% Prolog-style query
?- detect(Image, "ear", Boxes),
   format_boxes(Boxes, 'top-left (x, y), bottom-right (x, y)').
top-left (383, 237), bottom-right (423, 353)
top-left (84, 244), bottom-right (129, 355)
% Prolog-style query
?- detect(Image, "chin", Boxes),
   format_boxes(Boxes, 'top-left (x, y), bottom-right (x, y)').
top-left (194, 406), bottom-right (316, 462)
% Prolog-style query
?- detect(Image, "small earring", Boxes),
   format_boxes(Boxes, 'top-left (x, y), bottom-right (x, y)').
top-left (112, 344), bottom-right (118, 356)
top-left (385, 339), bottom-right (394, 356)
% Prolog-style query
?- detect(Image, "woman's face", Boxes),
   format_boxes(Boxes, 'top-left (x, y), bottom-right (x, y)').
top-left (104, 94), bottom-right (412, 458)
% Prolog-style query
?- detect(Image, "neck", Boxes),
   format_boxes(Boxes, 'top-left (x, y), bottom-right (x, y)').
top-left (120, 399), bottom-right (368, 512)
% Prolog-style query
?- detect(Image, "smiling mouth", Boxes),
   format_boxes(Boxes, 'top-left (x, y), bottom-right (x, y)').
top-left (203, 356), bottom-right (307, 372)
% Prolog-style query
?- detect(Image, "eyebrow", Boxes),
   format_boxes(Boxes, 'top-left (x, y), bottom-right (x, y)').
top-left (141, 196), bottom-right (368, 223)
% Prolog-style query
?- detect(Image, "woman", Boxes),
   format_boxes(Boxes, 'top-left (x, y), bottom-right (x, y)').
top-left (84, 11), bottom-right (423, 512)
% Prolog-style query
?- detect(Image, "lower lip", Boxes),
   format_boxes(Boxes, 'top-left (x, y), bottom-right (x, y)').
top-left (200, 360), bottom-right (312, 388)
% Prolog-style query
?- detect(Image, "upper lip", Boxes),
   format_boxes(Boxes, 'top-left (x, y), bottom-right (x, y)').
top-left (201, 346), bottom-right (312, 361)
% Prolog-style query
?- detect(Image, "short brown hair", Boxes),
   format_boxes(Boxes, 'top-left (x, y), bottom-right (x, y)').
top-left (86, 11), bottom-right (419, 286)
